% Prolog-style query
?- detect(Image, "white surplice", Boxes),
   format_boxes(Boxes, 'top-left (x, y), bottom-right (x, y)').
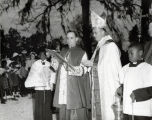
top-left (119, 62), bottom-right (152, 116)
top-left (92, 35), bottom-right (122, 120)
top-left (25, 59), bottom-right (54, 90)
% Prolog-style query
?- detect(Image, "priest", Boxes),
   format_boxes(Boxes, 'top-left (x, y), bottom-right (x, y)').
top-left (53, 31), bottom-right (91, 120)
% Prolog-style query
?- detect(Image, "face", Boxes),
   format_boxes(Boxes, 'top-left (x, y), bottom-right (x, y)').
top-left (46, 51), bottom-right (51, 58)
top-left (128, 47), bottom-right (142, 62)
top-left (39, 52), bottom-right (46, 61)
top-left (93, 27), bottom-right (104, 42)
top-left (122, 41), bottom-right (131, 52)
top-left (67, 32), bottom-right (77, 48)
top-left (148, 23), bottom-right (152, 37)
top-left (30, 54), bottom-right (35, 59)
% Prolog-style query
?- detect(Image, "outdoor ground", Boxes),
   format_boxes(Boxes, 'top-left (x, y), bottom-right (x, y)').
top-left (0, 96), bottom-right (33, 120)
top-left (0, 96), bottom-right (57, 120)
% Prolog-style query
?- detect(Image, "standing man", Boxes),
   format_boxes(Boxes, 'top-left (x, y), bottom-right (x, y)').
top-left (53, 31), bottom-right (91, 120)
top-left (83, 11), bottom-right (122, 120)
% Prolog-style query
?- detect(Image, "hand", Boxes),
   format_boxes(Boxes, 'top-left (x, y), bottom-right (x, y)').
top-left (116, 85), bottom-right (123, 97)
top-left (82, 60), bottom-right (93, 67)
top-left (130, 92), bottom-right (135, 102)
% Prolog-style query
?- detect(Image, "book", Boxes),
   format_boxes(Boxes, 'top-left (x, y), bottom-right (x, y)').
top-left (47, 49), bottom-right (75, 71)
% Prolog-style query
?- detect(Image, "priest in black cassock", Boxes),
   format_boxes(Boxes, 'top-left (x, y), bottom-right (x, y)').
top-left (53, 31), bottom-right (91, 120)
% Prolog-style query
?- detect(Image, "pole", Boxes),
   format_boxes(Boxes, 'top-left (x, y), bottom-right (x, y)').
top-left (132, 102), bottom-right (134, 120)
top-left (81, 0), bottom-right (92, 59)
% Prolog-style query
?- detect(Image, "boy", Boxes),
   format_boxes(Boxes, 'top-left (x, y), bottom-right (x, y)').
top-left (118, 42), bottom-right (152, 120)
top-left (25, 50), bottom-right (54, 120)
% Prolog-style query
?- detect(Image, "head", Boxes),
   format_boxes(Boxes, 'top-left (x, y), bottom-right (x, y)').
top-left (30, 52), bottom-right (36, 60)
top-left (121, 40), bottom-right (131, 52)
top-left (128, 42), bottom-right (144, 63)
top-left (66, 31), bottom-right (78, 48)
top-left (148, 22), bottom-right (152, 37)
top-left (93, 27), bottom-right (106, 42)
top-left (91, 11), bottom-right (107, 42)
top-left (39, 51), bottom-right (46, 61)
top-left (51, 39), bottom-right (62, 52)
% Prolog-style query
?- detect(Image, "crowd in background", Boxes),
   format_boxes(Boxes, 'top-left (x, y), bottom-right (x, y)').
top-left (0, 39), bottom-right (62, 104)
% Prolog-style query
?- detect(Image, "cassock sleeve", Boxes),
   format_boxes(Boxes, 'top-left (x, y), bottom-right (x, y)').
top-left (133, 86), bottom-right (152, 102)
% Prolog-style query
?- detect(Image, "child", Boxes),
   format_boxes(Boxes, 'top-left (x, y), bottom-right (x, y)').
top-left (118, 42), bottom-right (152, 120)
top-left (25, 50), bottom-right (54, 120)
top-left (8, 62), bottom-right (20, 100)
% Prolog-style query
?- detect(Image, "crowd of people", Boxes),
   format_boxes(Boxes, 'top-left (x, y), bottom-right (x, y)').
top-left (0, 11), bottom-right (152, 120)
top-left (0, 50), bottom-right (37, 103)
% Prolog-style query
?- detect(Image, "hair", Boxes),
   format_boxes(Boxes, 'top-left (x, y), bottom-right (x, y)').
top-left (128, 42), bottom-right (144, 52)
top-left (51, 38), bottom-right (62, 51)
top-left (67, 30), bottom-right (78, 37)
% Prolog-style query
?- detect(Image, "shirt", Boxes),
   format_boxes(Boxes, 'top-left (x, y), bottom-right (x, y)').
top-left (119, 62), bottom-right (152, 116)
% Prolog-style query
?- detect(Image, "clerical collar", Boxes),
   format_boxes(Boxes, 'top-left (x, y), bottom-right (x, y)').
top-left (41, 60), bottom-right (46, 65)
top-left (129, 60), bottom-right (144, 67)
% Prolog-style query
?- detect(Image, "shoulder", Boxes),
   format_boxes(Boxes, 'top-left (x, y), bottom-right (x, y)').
top-left (121, 63), bottom-right (130, 71)
top-left (140, 62), bottom-right (152, 69)
top-left (32, 60), bottom-right (40, 66)
top-left (123, 63), bottom-right (129, 68)
top-left (71, 47), bottom-right (85, 55)
top-left (106, 41), bottom-right (118, 48)
top-left (104, 42), bottom-right (120, 55)
top-left (45, 60), bottom-right (51, 66)
top-left (75, 46), bottom-right (84, 52)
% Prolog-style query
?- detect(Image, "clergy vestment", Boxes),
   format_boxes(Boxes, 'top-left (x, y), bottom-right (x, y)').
top-left (25, 59), bottom-right (54, 120)
top-left (91, 35), bottom-right (122, 120)
top-left (53, 46), bottom-right (91, 120)
top-left (119, 62), bottom-right (152, 117)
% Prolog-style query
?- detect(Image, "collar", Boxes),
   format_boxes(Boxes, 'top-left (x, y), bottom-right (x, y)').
top-left (129, 60), bottom-right (144, 67)
top-left (41, 59), bottom-right (47, 65)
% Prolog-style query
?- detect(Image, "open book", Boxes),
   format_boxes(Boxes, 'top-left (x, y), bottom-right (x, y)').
top-left (47, 49), bottom-right (75, 71)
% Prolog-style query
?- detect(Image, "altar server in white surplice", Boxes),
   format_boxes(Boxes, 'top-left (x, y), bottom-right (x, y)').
top-left (25, 50), bottom-right (55, 120)
top-left (119, 42), bottom-right (152, 120)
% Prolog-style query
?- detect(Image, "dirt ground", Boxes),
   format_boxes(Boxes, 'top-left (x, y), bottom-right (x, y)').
top-left (0, 96), bottom-right (85, 120)
top-left (0, 96), bottom-right (33, 120)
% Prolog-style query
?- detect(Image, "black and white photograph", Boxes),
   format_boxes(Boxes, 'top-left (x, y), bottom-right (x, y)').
top-left (0, 0), bottom-right (152, 120)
